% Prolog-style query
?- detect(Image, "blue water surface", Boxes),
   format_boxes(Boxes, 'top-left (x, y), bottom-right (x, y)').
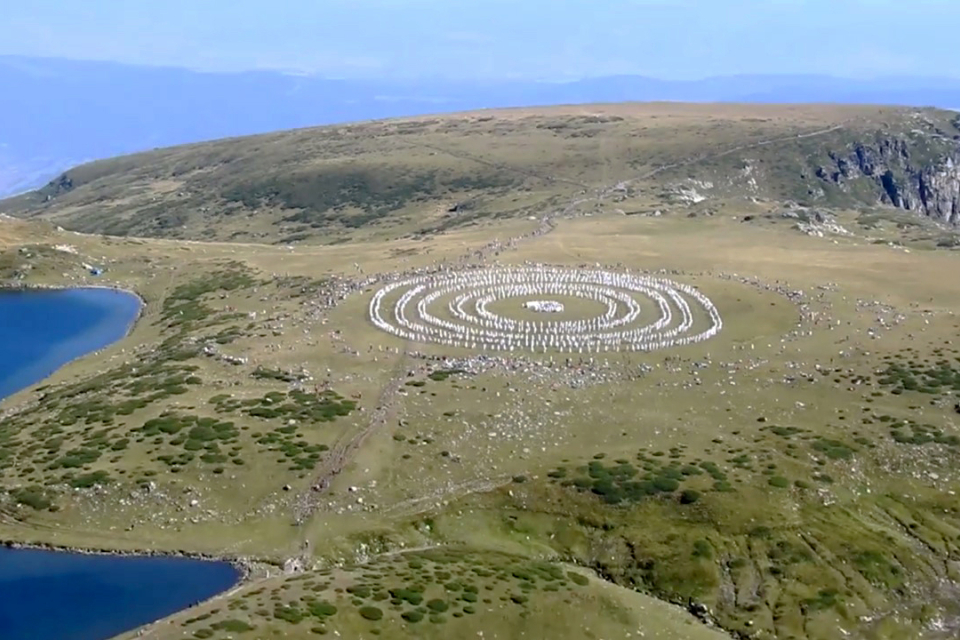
top-left (0, 287), bottom-right (141, 400)
top-left (0, 288), bottom-right (240, 640)
top-left (0, 547), bottom-right (240, 640)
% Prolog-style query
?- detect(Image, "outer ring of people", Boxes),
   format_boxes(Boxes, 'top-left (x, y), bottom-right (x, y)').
top-left (368, 266), bottom-right (722, 353)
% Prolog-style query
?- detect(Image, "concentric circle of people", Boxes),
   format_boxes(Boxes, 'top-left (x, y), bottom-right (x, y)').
top-left (368, 267), bottom-right (722, 353)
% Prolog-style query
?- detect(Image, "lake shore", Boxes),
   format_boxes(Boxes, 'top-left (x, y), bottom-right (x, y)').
top-left (0, 538), bottom-right (260, 580)
top-left (0, 283), bottom-right (145, 411)
top-left (0, 284), bottom-right (263, 640)
top-left (0, 280), bottom-right (146, 326)
top-left (0, 544), bottom-right (246, 640)
top-left (0, 284), bottom-right (260, 569)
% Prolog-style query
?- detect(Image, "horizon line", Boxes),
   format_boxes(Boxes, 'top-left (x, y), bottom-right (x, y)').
top-left (4, 53), bottom-right (960, 85)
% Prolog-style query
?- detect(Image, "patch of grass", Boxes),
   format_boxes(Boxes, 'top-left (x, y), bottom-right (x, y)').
top-left (252, 366), bottom-right (305, 383)
top-left (802, 589), bottom-right (840, 612)
top-left (550, 453), bottom-right (705, 505)
top-left (810, 438), bottom-right (856, 460)
top-left (211, 619), bottom-right (256, 632)
top-left (889, 421), bottom-right (960, 447)
top-left (428, 368), bottom-right (468, 382)
top-left (69, 470), bottom-right (111, 488)
top-left (567, 573), bottom-right (589, 586)
top-left (10, 485), bottom-right (54, 510)
top-left (768, 476), bottom-right (790, 488)
top-left (273, 604), bottom-right (305, 624)
top-left (692, 540), bottom-right (713, 559)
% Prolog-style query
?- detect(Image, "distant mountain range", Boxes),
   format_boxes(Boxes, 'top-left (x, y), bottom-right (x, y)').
top-left (3, 54), bottom-right (960, 198)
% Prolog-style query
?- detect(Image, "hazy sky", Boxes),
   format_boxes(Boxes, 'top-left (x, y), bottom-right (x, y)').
top-left (2, 0), bottom-right (958, 80)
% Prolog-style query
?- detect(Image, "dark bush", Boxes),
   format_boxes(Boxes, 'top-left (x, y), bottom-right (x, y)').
top-left (652, 476), bottom-right (680, 492)
top-left (308, 601), bottom-right (338, 618)
top-left (401, 610), bottom-right (424, 623)
top-left (567, 572), bottom-right (589, 586)
top-left (358, 606), bottom-right (383, 621)
top-left (426, 599), bottom-right (449, 613)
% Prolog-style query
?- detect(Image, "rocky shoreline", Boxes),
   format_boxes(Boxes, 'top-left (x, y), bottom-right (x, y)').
top-left (0, 538), bottom-right (262, 581)
top-left (0, 280), bottom-right (146, 350)
top-left (0, 280), bottom-right (145, 412)
top-left (0, 279), bottom-right (146, 320)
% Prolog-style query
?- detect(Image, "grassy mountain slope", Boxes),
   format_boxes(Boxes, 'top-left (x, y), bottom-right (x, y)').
top-left (5, 104), bottom-right (960, 640)
top-left (6, 54), bottom-right (960, 202)
top-left (6, 103), bottom-right (960, 244)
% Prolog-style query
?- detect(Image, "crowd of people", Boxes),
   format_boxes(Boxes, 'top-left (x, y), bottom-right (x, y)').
top-left (368, 266), bottom-right (722, 353)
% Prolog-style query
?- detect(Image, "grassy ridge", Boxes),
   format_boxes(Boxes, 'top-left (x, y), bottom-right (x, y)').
top-left (4, 103), bottom-right (958, 244)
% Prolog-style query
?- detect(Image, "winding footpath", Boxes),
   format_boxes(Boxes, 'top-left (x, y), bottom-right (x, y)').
top-left (292, 346), bottom-right (412, 524)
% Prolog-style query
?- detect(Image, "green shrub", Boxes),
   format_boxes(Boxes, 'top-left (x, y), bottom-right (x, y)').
top-left (212, 619), bottom-right (255, 632)
top-left (428, 368), bottom-right (467, 382)
top-left (401, 610), bottom-right (424, 623)
top-left (389, 588), bottom-right (423, 605)
top-left (802, 589), bottom-right (839, 611)
top-left (358, 606), bottom-right (383, 621)
top-left (811, 438), bottom-right (856, 460)
top-left (273, 605), bottom-right (304, 624)
top-left (69, 470), bottom-right (111, 488)
top-left (11, 486), bottom-right (53, 510)
top-left (53, 447), bottom-right (101, 469)
top-left (308, 601), bottom-right (338, 618)
top-left (692, 540), bottom-right (713, 559)
top-left (567, 572), bottom-right (589, 586)
top-left (652, 476), bottom-right (680, 492)
top-left (346, 585), bottom-right (371, 598)
top-left (426, 599), bottom-right (449, 613)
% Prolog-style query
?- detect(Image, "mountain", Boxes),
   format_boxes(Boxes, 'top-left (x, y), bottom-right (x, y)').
top-left (5, 102), bottom-right (960, 244)
top-left (4, 55), bottom-right (960, 198)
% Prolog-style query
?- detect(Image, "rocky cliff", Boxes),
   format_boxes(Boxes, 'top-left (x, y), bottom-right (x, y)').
top-left (813, 124), bottom-right (960, 224)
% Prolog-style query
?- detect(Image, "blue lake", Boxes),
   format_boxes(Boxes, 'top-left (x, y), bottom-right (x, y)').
top-left (0, 547), bottom-right (240, 640)
top-left (0, 287), bottom-right (142, 400)
top-left (0, 287), bottom-right (241, 640)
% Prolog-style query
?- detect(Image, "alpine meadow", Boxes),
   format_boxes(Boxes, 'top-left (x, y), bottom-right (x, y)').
top-left (4, 102), bottom-right (960, 640)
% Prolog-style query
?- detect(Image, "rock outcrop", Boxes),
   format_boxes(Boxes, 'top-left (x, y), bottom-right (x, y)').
top-left (41, 173), bottom-right (74, 202)
top-left (815, 131), bottom-right (960, 225)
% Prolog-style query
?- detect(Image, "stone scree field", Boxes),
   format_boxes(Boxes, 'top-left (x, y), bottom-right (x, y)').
top-left (3, 104), bottom-right (960, 640)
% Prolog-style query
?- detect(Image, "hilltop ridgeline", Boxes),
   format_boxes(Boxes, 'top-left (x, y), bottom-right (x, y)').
top-left (3, 103), bottom-right (960, 243)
